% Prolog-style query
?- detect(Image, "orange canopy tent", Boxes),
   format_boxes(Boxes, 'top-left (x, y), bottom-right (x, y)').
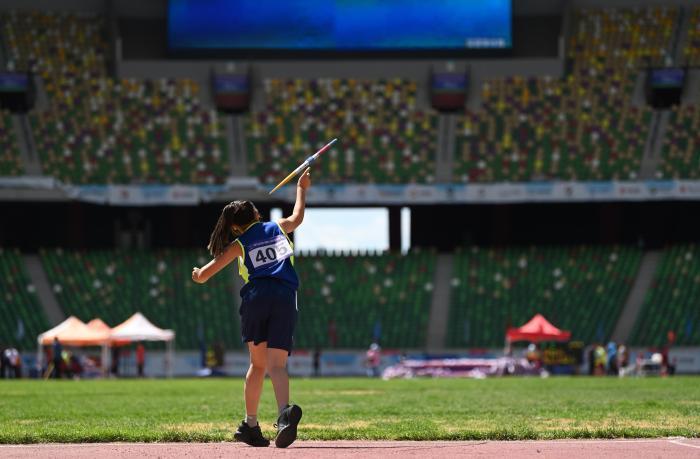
top-left (37, 316), bottom-right (111, 377)
top-left (38, 316), bottom-right (110, 346)
top-left (506, 314), bottom-right (571, 343)
top-left (86, 319), bottom-right (130, 346)
top-left (86, 318), bottom-right (110, 333)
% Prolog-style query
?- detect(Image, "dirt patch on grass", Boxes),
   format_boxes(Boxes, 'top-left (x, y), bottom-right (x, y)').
top-left (310, 390), bottom-right (383, 396)
top-left (162, 422), bottom-right (231, 433)
top-left (302, 421), bottom-right (373, 430)
top-left (16, 420), bottom-right (41, 426)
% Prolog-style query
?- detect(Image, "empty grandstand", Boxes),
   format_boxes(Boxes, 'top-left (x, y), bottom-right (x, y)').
top-left (448, 246), bottom-right (641, 347)
top-left (295, 250), bottom-right (436, 348)
top-left (0, 248), bottom-right (49, 351)
top-left (247, 78), bottom-right (437, 185)
top-left (0, 109), bottom-right (22, 175)
top-left (630, 245), bottom-right (700, 347)
top-left (2, 11), bottom-right (229, 184)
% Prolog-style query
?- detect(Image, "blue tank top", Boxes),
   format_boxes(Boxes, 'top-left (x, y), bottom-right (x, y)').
top-left (235, 221), bottom-right (299, 291)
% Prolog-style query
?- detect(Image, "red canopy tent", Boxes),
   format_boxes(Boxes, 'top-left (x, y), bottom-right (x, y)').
top-left (506, 314), bottom-right (571, 343)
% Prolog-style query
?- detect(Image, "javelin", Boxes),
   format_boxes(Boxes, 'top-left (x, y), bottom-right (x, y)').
top-left (268, 138), bottom-right (338, 194)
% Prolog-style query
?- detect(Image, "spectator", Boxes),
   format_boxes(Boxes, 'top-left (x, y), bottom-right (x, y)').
top-left (136, 343), bottom-right (145, 377)
top-left (206, 346), bottom-right (216, 369)
top-left (3, 348), bottom-right (21, 378)
top-left (661, 330), bottom-right (676, 376)
top-left (607, 342), bottom-right (618, 376)
top-left (594, 344), bottom-right (607, 376)
top-left (587, 343), bottom-right (596, 375)
top-left (617, 344), bottom-right (629, 376)
top-left (69, 354), bottom-right (82, 380)
top-left (365, 342), bottom-right (381, 377)
top-left (313, 346), bottom-right (321, 377)
top-left (0, 345), bottom-right (6, 378)
top-left (52, 338), bottom-right (63, 379)
top-left (213, 342), bottom-right (225, 368)
top-left (111, 346), bottom-right (120, 377)
top-left (526, 343), bottom-right (541, 369)
top-left (635, 350), bottom-right (645, 377)
top-left (62, 350), bottom-right (72, 379)
top-left (10, 348), bottom-right (22, 378)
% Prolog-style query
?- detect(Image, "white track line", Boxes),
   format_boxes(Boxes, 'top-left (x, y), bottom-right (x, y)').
top-left (0, 438), bottom-right (696, 448)
top-left (668, 439), bottom-right (700, 450)
top-left (523, 439), bottom-right (669, 445)
top-left (0, 440), bottom-right (673, 447)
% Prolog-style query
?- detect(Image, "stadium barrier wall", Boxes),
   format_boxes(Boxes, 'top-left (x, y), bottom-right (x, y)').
top-left (20, 347), bottom-right (699, 378)
top-left (3, 178), bottom-right (700, 205)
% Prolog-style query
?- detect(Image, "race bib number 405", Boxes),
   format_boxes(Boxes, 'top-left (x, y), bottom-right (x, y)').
top-left (248, 236), bottom-right (293, 268)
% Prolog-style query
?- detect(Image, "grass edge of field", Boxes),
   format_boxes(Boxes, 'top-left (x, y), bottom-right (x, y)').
top-left (0, 427), bottom-right (698, 444)
top-left (2, 377), bottom-right (698, 444)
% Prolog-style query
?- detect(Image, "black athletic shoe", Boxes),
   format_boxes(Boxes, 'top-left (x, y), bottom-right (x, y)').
top-left (274, 404), bottom-right (303, 448)
top-left (234, 420), bottom-right (270, 447)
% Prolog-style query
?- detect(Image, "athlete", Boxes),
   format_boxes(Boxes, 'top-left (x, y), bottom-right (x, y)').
top-left (192, 168), bottom-right (311, 448)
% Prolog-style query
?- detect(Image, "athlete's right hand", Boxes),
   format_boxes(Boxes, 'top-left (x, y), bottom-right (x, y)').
top-left (298, 167), bottom-right (311, 190)
top-left (192, 267), bottom-right (205, 284)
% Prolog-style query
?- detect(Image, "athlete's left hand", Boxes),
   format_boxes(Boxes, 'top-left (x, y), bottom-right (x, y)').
top-left (192, 267), bottom-right (205, 284)
top-left (298, 167), bottom-right (311, 190)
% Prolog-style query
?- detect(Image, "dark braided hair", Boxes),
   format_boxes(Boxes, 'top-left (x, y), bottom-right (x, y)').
top-left (207, 200), bottom-right (259, 257)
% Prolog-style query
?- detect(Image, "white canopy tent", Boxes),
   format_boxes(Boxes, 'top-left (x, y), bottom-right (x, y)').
top-left (110, 312), bottom-right (176, 377)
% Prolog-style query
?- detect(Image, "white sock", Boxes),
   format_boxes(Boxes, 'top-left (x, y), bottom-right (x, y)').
top-left (245, 414), bottom-right (257, 427)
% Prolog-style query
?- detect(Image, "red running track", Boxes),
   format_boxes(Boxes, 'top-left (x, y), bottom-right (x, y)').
top-left (0, 438), bottom-right (699, 458)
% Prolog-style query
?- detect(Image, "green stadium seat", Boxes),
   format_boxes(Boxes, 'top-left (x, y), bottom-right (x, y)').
top-left (0, 110), bottom-right (24, 176)
top-left (40, 249), bottom-right (241, 350)
top-left (630, 245), bottom-right (700, 346)
top-left (247, 78), bottom-right (438, 185)
top-left (682, 7), bottom-right (700, 66)
top-left (2, 11), bottom-right (230, 184)
top-left (453, 7), bottom-right (677, 183)
top-left (0, 248), bottom-right (50, 351)
top-left (38, 249), bottom-right (436, 350)
top-left (294, 249), bottom-right (436, 348)
top-left (658, 105), bottom-right (700, 179)
top-left (448, 245), bottom-right (641, 347)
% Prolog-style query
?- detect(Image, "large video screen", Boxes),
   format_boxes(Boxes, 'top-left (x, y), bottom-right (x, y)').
top-left (168, 0), bottom-right (512, 52)
top-left (649, 68), bottom-right (685, 89)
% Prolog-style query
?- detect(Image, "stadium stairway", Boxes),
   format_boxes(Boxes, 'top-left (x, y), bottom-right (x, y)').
top-left (642, 69), bottom-right (700, 180)
top-left (23, 254), bottom-right (64, 326)
top-left (12, 115), bottom-right (41, 175)
top-left (685, 70), bottom-right (700, 103)
top-left (611, 251), bottom-right (662, 344)
top-left (631, 72), bottom-right (648, 108)
top-left (640, 112), bottom-right (667, 180)
top-left (674, 6), bottom-right (692, 64)
top-left (426, 254), bottom-right (453, 350)
top-left (434, 115), bottom-right (455, 183)
top-left (229, 115), bottom-right (249, 177)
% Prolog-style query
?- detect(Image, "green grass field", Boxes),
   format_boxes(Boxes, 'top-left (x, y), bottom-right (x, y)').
top-left (0, 377), bottom-right (698, 443)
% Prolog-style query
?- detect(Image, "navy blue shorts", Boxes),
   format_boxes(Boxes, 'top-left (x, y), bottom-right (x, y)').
top-left (239, 278), bottom-right (298, 354)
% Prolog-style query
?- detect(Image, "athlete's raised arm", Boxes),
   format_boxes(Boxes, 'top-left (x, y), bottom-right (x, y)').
top-left (192, 240), bottom-right (242, 284)
top-left (278, 167), bottom-right (311, 234)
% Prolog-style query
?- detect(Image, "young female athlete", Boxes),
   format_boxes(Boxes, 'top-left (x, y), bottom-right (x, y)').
top-left (191, 168), bottom-right (310, 448)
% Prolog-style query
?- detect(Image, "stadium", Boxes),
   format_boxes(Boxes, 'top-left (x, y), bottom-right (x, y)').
top-left (0, 0), bottom-right (698, 457)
